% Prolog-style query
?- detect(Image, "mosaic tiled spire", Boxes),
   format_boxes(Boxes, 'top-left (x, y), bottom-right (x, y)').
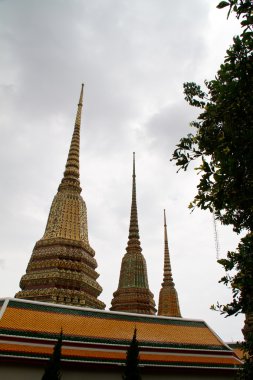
top-left (58, 83), bottom-right (83, 193)
top-left (110, 153), bottom-right (156, 315)
top-left (15, 85), bottom-right (105, 309)
top-left (158, 210), bottom-right (181, 317)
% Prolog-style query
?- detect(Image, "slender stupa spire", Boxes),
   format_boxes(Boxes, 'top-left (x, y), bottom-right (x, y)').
top-left (58, 83), bottom-right (84, 193)
top-left (158, 210), bottom-right (181, 317)
top-left (128, 152), bottom-right (140, 243)
top-left (15, 85), bottom-right (105, 309)
top-left (110, 153), bottom-right (156, 315)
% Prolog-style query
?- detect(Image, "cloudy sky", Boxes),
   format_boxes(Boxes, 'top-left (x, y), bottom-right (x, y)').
top-left (0, 0), bottom-right (244, 342)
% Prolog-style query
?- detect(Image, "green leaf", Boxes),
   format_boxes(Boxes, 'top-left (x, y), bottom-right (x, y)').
top-left (216, 1), bottom-right (230, 9)
top-left (172, 1), bottom-right (253, 374)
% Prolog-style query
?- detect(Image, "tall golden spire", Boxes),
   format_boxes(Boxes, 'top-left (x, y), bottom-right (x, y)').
top-left (58, 83), bottom-right (84, 193)
top-left (110, 153), bottom-right (156, 315)
top-left (127, 152), bottom-right (141, 250)
top-left (15, 85), bottom-right (105, 309)
top-left (158, 210), bottom-right (181, 317)
top-left (162, 209), bottom-right (174, 287)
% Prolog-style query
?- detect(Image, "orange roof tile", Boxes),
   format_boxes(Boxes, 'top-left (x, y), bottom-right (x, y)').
top-left (227, 343), bottom-right (244, 360)
top-left (0, 305), bottom-right (221, 346)
top-left (0, 298), bottom-right (242, 372)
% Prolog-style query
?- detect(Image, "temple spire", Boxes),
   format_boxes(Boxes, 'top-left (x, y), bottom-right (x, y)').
top-left (158, 210), bottom-right (181, 317)
top-left (127, 153), bottom-right (140, 247)
top-left (58, 83), bottom-right (84, 193)
top-left (162, 209), bottom-right (174, 286)
top-left (110, 154), bottom-right (156, 315)
top-left (15, 85), bottom-right (105, 310)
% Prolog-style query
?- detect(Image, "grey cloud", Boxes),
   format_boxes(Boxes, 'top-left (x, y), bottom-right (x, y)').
top-left (144, 99), bottom-right (200, 156)
top-left (0, 0), bottom-right (243, 341)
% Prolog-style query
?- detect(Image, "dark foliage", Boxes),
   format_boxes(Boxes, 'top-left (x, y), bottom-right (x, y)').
top-left (42, 329), bottom-right (62, 380)
top-left (172, 0), bottom-right (253, 317)
top-left (171, 1), bottom-right (253, 378)
top-left (122, 328), bottom-right (142, 380)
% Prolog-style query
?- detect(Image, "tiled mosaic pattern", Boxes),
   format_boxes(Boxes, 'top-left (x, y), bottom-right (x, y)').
top-left (15, 85), bottom-right (105, 309)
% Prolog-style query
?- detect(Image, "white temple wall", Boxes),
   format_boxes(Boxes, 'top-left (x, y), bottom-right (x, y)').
top-left (0, 363), bottom-right (236, 380)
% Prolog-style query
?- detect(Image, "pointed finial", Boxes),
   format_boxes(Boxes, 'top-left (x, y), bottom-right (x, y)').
top-left (58, 84), bottom-right (84, 193)
top-left (162, 209), bottom-right (174, 286)
top-left (77, 83), bottom-right (84, 110)
top-left (164, 209), bottom-right (167, 227)
top-left (127, 152), bottom-right (141, 247)
top-left (133, 152), bottom-right (136, 177)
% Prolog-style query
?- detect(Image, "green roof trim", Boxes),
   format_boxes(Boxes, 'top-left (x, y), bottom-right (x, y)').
top-left (141, 359), bottom-right (240, 370)
top-left (228, 343), bottom-right (242, 348)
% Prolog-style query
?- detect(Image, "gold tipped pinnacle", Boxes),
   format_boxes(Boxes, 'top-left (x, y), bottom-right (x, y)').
top-left (163, 209), bottom-right (174, 286)
top-left (158, 209), bottom-right (182, 317)
top-left (110, 153), bottom-right (156, 314)
top-left (128, 152), bottom-right (140, 243)
top-left (58, 84), bottom-right (84, 193)
top-left (133, 152), bottom-right (135, 176)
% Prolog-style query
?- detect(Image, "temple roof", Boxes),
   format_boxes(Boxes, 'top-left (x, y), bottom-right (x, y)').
top-left (0, 298), bottom-right (241, 372)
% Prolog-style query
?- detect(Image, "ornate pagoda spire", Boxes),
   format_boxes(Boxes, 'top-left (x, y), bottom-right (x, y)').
top-left (58, 83), bottom-right (83, 193)
top-left (127, 152), bottom-right (141, 251)
top-left (15, 85), bottom-right (105, 309)
top-left (110, 153), bottom-right (156, 315)
top-left (158, 210), bottom-right (181, 317)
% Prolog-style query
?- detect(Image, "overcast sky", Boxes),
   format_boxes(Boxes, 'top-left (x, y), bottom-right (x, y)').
top-left (0, 0), bottom-right (244, 342)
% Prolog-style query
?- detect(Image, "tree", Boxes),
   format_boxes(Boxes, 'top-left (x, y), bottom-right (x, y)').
top-left (122, 328), bottom-right (142, 380)
top-left (42, 329), bottom-right (63, 380)
top-left (171, 0), bottom-right (253, 377)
